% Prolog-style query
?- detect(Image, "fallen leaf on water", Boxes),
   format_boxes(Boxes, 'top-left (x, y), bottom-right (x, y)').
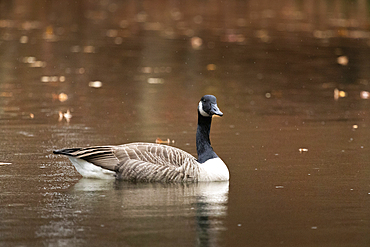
top-left (360, 91), bottom-right (370, 99)
top-left (156, 138), bottom-right (172, 144)
top-left (59, 93), bottom-right (68, 102)
top-left (0, 162), bottom-right (12, 166)
top-left (337, 55), bottom-right (348, 66)
top-left (334, 88), bottom-right (346, 100)
top-left (58, 110), bottom-right (72, 123)
top-left (206, 64), bottom-right (217, 71)
top-left (64, 110), bottom-right (72, 123)
top-left (19, 35), bottom-right (28, 43)
top-left (41, 76), bottom-right (63, 83)
top-left (29, 61), bottom-right (46, 68)
top-left (58, 111), bottom-right (63, 121)
top-left (191, 36), bottom-right (203, 49)
top-left (147, 78), bottom-right (164, 84)
top-left (0, 92), bottom-right (13, 97)
top-left (83, 46), bottom-right (96, 53)
top-left (43, 25), bottom-right (57, 41)
top-left (88, 81), bottom-right (103, 88)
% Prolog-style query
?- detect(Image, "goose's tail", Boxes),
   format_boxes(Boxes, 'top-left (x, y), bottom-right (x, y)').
top-left (53, 147), bottom-right (117, 179)
top-left (53, 148), bottom-right (81, 155)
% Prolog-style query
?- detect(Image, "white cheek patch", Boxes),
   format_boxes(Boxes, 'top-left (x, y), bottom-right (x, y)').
top-left (198, 101), bottom-right (210, 117)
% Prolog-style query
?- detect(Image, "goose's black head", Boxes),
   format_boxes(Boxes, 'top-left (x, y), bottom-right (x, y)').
top-left (198, 95), bottom-right (223, 117)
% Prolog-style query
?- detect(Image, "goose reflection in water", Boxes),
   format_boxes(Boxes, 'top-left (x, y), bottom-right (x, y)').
top-left (71, 180), bottom-right (229, 246)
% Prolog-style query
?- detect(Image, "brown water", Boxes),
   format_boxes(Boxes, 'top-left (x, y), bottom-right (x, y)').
top-left (1, 0), bottom-right (370, 246)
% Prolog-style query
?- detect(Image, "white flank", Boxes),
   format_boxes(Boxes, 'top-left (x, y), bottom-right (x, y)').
top-left (198, 157), bottom-right (229, 182)
top-left (198, 101), bottom-right (210, 117)
top-left (68, 157), bottom-right (116, 179)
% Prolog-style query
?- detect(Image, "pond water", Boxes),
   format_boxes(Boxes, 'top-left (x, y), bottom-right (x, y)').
top-left (1, 0), bottom-right (370, 246)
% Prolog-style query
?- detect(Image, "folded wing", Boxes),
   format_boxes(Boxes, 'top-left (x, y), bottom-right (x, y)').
top-left (54, 143), bottom-right (199, 182)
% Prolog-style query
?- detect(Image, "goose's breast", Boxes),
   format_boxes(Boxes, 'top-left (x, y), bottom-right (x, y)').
top-left (198, 157), bottom-right (229, 182)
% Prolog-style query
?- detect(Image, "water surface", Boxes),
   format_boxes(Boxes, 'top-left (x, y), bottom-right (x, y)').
top-left (1, 1), bottom-right (370, 246)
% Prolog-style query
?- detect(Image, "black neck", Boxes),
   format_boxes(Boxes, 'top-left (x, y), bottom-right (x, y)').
top-left (196, 111), bottom-right (218, 163)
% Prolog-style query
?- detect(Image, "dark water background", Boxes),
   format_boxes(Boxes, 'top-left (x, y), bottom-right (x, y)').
top-left (1, 0), bottom-right (370, 246)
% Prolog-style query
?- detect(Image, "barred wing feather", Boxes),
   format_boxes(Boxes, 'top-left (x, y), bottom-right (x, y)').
top-left (54, 143), bottom-right (200, 182)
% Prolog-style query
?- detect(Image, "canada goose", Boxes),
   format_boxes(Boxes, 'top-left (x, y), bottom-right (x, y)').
top-left (53, 95), bottom-right (229, 182)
